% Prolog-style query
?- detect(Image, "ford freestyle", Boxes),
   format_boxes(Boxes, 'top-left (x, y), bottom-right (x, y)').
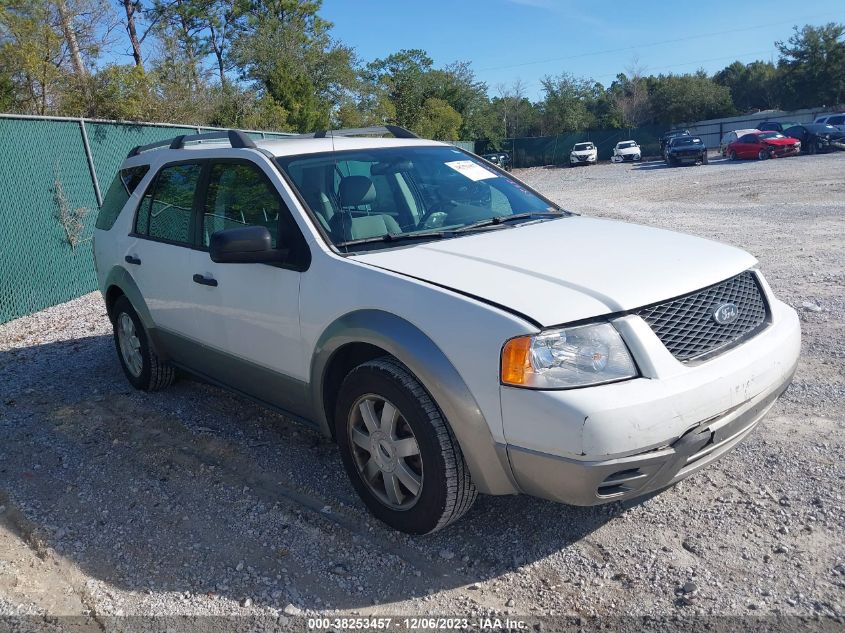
top-left (93, 127), bottom-right (801, 534)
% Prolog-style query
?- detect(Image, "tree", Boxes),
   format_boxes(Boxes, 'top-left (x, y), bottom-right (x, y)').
top-left (713, 60), bottom-right (778, 111)
top-left (612, 61), bottom-right (651, 128)
top-left (414, 97), bottom-right (461, 140)
top-left (231, 0), bottom-right (356, 130)
top-left (117, 0), bottom-right (146, 67)
top-left (150, 0), bottom-right (207, 86)
top-left (539, 73), bottom-right (601, 133)
top-left (363, 49), bottom-right (432, 128)
top-left (646, 72), bottom-right (735, 124)
top-left (263, 58), bottom-right (324, 131)
top-left (0, 0), bottom-right (65, 114)
top-left (775, 23), bottom-right (845, 109)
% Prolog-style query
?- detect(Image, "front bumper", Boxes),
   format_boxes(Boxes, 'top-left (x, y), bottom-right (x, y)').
top-left (570, 154), bottom-right (597, 164)
top-left (501, 295), bottom-right (801, 505)
top-left (669, 152), bottom-right (704, 164)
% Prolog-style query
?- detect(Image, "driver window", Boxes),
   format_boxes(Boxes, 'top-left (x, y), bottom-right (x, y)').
top-left (203, 162), bottom-right (283, 248)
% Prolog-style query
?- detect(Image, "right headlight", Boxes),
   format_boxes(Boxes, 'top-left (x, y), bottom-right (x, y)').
top-left (501, 322), bottom-right (638, 389)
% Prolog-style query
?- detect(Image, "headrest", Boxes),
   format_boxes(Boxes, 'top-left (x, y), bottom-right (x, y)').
top-left (338, 175), bottom-right (376, 207)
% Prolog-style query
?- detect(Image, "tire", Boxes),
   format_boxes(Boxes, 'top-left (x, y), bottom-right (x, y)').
top-left (757, 149), bottom-right (769, 161)
top-left (112, 296), bottom-right (176, 391)
top-left (728, 150), bottom-right (737, 161)
top-left (702, 152), bottom-right (709, 164)
top-left (335, 356), bottom-right (477, 534)
top-left (808, 141), bottom-right (818, 155)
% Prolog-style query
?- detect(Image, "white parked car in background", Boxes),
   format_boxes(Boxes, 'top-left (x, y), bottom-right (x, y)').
top-left (569, 141), bottom-right (597, 166)
top-left (611, 140), bottom-right (641, 162)
top-left (719, 129), bottom-right (759, 156)
top-left (93, 127), bottom-right (801, 534)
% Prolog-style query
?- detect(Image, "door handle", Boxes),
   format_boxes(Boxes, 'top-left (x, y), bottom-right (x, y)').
top-left (125, 255), bottom-right (141, 265)
top-left (193, 274), bottom-right (218, 287)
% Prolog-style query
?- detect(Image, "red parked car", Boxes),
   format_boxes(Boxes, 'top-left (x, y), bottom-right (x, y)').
top-left (726, 131), bottom-right (801, 161)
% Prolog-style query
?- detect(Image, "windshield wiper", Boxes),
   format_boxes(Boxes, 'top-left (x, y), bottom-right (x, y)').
top-left (452, 211), bottom-right (565, 233)
top-left (336, 230), bottom-right (451, 249)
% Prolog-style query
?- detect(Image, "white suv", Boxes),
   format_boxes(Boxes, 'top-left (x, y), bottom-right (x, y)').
top-left (569, 141), bottom-right (598, 166)
top-left (93, 127), bottom-right (801, 534)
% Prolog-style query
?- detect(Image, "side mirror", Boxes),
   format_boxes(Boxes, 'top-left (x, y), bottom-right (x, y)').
top-left (209, 226), bottom-right (289, 264)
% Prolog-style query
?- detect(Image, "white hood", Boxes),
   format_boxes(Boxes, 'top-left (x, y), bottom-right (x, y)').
top-left (354, 217), bottom-right (757, 327)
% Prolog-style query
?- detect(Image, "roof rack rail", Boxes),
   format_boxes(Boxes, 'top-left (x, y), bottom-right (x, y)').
top-left (127, 129), bottom-right (257, 158)
top-left (297, 125), bottom-right (419, 139)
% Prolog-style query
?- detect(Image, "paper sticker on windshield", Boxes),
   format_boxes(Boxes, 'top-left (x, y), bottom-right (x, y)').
top-left (445, 160), bottom-right (497, 181)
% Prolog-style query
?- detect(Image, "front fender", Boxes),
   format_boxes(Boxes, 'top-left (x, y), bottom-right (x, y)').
top-left (311, 310), bottom-right (519, 496)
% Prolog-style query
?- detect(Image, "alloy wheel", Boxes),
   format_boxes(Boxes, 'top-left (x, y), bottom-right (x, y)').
top-left (348, 394), bottom-right (423, 510)
top-left (117, 313), bottom-right (143, 377)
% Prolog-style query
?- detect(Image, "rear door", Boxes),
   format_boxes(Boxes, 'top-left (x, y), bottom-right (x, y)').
top-left (125, 161), bottom-right (203, 342)
top-left (185, 158), bottom-right (311, 415)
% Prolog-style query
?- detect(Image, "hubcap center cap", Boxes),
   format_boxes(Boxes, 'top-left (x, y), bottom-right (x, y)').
top-left (369, 431), bottom-right (397, 472)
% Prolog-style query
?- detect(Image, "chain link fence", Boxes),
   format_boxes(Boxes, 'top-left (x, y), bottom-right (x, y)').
top-left (0, 114), bottom-right (293, 324)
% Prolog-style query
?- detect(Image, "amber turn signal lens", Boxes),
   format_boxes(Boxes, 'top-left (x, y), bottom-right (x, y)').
top-left (501, 336), bottom-right (532, 385)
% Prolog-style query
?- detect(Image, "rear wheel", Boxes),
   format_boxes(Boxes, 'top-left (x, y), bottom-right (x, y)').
top-left (728, 150), bottom-right (737, 161)
top-left (112, 296), bottom-right (175, 391)
top-left (335, 357), bottom-right (476, 534)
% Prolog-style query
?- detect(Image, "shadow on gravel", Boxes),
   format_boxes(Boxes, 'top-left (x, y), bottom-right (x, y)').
top-left (0, 334), bottom-right (628, 612)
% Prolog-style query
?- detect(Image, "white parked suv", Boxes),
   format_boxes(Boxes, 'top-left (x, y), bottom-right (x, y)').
top-left (93, 127), bottom-right (801, 534)
top-left (569, 141), bottom-right (598, 166)
top-left (611, 140), bottom-right (641, 162)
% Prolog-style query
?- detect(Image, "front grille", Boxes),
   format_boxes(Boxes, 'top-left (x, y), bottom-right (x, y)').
top-left (636, 271), bottom-right (768, 362)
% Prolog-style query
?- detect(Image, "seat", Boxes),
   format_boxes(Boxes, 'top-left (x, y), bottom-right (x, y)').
top-left (331, 175), bottom-right (401, 241)
top-left (300, 168), bottom-right (336, 232)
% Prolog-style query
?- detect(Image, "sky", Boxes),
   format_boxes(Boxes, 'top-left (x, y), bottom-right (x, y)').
top-left (320, 0), bottom-right (845, 100)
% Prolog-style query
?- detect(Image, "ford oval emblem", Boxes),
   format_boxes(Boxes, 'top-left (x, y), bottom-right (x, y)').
top-left (713, 302), bottom-right (739, 325)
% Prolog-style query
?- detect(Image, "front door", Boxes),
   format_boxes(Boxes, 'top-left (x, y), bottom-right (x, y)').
top-left (186, 158), bottom-right (310, 416)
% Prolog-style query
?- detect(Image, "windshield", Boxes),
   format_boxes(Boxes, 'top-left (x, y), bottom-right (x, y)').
top-left (276, 146), bottom-right (562, 251)
top-left (672, 137), bottom-right (702, 146)
top-left (573, 143), bottom-right (594, 151)
top-left (758, 132), bottom-right (785, 140)
top-left (617, 141), bottom-right (637, 149)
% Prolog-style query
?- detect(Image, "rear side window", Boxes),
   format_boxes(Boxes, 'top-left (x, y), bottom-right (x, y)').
top-left (95, 165), bottom-right (149, 230)
top-left (135, 163), bottom-right (202, 245)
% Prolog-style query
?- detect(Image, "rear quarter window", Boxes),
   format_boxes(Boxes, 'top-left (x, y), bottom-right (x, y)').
top-left (95, 165), bottom-right (150, 230)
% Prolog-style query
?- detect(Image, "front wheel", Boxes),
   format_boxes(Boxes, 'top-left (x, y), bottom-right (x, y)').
top-left (335, 357), bottom-right (477, 534)
top-left (702, 152), bottom-right (709, 164)
top-left (758, 149), bottom-right (769, 161)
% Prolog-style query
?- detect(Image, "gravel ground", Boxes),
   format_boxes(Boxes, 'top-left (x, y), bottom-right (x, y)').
top-left (0, 152), bottom-right (843, 629)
